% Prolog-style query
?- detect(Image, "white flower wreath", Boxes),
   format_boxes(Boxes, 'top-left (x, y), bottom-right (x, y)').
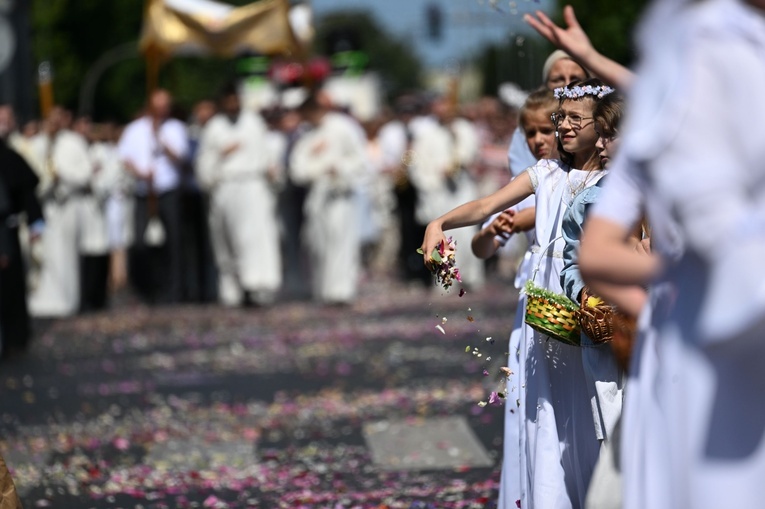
top-left (554, 85), bottom-right (615, 100)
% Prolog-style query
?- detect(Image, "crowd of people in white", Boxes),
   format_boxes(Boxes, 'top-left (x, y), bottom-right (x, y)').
top-left (0, 83), bottom-right (519, 355)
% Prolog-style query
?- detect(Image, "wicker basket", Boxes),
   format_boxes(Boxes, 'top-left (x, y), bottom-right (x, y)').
top-left (579, 288), bottom-right (615, 344)
top-left (611, 310), bottom-right (637, 371)
top-left (524, 281), bottom-right (581, 346)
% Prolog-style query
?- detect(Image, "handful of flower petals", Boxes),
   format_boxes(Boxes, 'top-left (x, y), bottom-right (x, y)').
top-left (417, 237), bottom-right (462, 291)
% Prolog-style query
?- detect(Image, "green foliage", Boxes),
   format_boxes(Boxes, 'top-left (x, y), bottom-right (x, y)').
top-left (558, 0), bottom-right (650, 66)
top-left (479, 34), bottom-right (553, 95)
top-left (31, 0), bottom-right (144, 121)
top-left (524, 280), bottom-right (578, 311)
top-left (479, 0), bottom-right (649, 95)
top-left (314, 11), bottom-right (422, 100)
top-left (29, 3), bottom-right (422, 121)
top-left (30, 0), bottom-right (251, 122)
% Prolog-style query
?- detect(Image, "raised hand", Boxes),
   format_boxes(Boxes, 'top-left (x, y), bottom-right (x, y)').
top-left (524, 6), bottom-right (596, 64)
top-left (525, 5), bottom-right (635, 89)
top-left (487, 210), bottom-right (517, 239)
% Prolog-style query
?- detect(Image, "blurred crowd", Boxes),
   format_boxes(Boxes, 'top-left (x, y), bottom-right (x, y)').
top-left (0, 83), bottom-right (521, 357)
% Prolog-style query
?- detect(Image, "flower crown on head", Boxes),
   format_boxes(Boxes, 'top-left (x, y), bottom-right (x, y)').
top-left (554, 85), bottom-right (615, 100)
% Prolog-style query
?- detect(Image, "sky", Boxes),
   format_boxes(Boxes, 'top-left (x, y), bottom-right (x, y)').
top-left (311, 0), bottom-right (555, 68)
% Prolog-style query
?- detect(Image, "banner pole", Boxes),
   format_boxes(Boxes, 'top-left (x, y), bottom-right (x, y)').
top-left (37, 61), bottom-right (54, 119)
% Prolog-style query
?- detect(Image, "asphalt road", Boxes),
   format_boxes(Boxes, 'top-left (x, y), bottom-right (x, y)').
top-left (0, 279), bottom-right (519, 509)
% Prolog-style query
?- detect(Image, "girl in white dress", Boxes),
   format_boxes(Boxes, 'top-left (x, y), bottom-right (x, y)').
top-left (421, 79), bottom-right (614, 509)
top-left (471, 88), bottom-right (559, 509)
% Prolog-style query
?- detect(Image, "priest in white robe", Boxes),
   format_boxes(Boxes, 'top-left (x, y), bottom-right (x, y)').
top-left (409, 98), bottom-right (485, 289)
top-left (290, 95), bottom-right (367, 304)
top-left (28, 107), bottom-right (93, 317)
top-left (197, 85), bottom-right (282, 306)
top-left (118, 89), bottom-right (189, 304)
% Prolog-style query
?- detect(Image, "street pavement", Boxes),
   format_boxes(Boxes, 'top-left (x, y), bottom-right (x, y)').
top-left (0, 278), bottom-right (519, 508)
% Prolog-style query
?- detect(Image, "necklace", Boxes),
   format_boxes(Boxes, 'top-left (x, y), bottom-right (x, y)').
top-left (565, 167), bottom-right (602, 200)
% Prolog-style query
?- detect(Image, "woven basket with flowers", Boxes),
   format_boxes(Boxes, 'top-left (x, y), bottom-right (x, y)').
top-left (523, 280), bottom-right (581, 346)
top-left (579, 288), bottom-right (615, 344)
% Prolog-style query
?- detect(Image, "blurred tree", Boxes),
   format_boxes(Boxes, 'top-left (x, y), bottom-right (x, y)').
top-left (30, 2), bottom-right (421, 121)
top-left (314, 11), bottom-right (422, 100)
top-left (480, 0), bottom-right (649, 96)
top-left (32, 0), bottom-right (144, 121)
top-left (30, 0), bottom-right (254, 122)
top-left (561, 0), bottom-right (650, 66)
top-left (479, 34), bottom-right (551, 95)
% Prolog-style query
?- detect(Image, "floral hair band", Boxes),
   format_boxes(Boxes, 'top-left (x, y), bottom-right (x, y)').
top-left (554, 85), bottom-right (615, 100)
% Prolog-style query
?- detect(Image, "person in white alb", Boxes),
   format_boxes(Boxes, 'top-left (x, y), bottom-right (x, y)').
top-left (72, 116), bottom-right (111, 312)
top-left (28, 106), bottom-right (93, 317)
top-left (290, 94), bottom-right (367, 305)
top-left (196, 85), bottom-right (282, 306)
top-left (410, 97), bottom-right (485, 289)
top-left (118, 89), bottom-right (189, 304)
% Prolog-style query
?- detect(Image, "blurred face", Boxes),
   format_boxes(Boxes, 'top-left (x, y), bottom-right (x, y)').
top-left (101, 122), bottom-right (117, 143)
top-left (0, 106), bottom-right (16, 138)
top-left (545, 59), bottom-right (587, 90)
top-left (521, 107), bottom-right (557, 160)
top-left (194, 100), bottom-right (216, 126)
top-left (73, 117), bottom-right (92, 139)
top-left (595, 122), bottom-right (620, 168)
top-left (554, 98), bottom-right (599, 160)
top-left (280, 110), bottom-right (301, 133)
top-left (432, 99), bottom-right (455, 124)
top-left (149, 90), bottom-right (172, 120)
top-left (221, 94), bottom-right (240, 118)
top-left (22, 121), bottom-right (39, 138)
top-left (47, 107), bottom-right (67, 132)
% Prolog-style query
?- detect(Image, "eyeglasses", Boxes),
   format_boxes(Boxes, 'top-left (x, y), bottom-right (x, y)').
top-left (551, 111), bottom-right (594, 130)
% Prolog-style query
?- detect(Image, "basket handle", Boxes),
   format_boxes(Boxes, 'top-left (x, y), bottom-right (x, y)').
top-left (529, 234), bottom-right (563, 284)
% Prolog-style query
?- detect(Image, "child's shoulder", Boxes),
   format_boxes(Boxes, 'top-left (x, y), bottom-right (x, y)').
top-left (527, 158), bottom-right (568, 178)
top-left (531, 158), bottom-right (566, 170)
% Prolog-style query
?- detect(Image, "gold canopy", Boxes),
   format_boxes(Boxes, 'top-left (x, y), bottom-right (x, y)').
top-left (140, 0), bottom-right (301, 59)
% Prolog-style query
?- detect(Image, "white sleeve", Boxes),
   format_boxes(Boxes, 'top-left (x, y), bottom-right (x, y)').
top-left (522, 163), bottom-right (540, 192)
top-left (58, 134), bottom-right (93, 186)
top-left (195, 121), bottom-right (220, 190)
top-left (163, 121), bottom-right (190, 162)
top-left (649, 37), bottom-right (765, 261)
top-left (453, 119), bottom-right (480, 167)
top-left (117, 124), bottom-right (139, 167)
top-left (378, 122), bottom-right (407, 168)
top-left (289, 129), bottom-right (327, 185)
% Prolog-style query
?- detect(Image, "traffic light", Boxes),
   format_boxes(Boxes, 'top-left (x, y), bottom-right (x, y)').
top-left (426, 4), bottom-right (442, 41)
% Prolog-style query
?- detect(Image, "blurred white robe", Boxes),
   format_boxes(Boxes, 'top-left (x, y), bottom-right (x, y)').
top-left (79, 142), bottom-right (120, 257)
top-left (410, 118), bottom-right (485, 288)
top-left (592, 1), bottom-right (765, 508)
top-left (28, 130), bottom-right (93, 316)
top-left (290, 112), bottom-right (367, 303)
top-left (197, 111), bottom-right (282, 305)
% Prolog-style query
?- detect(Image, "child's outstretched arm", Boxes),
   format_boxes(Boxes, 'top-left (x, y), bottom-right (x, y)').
top-left (472, 210), bottom-right (515, 259)
top-left (472, 207), bottom-right (536, 259)
top-left (421, 171), bottom-right (534, 265)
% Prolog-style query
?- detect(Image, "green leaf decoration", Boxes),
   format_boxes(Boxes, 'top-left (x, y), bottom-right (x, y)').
top-left (430, 249), bottom-right (443, 263)
top-left (523, 280), bottom-right (579, 312)
top-left (416, 248), bottom-right (424, 254)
